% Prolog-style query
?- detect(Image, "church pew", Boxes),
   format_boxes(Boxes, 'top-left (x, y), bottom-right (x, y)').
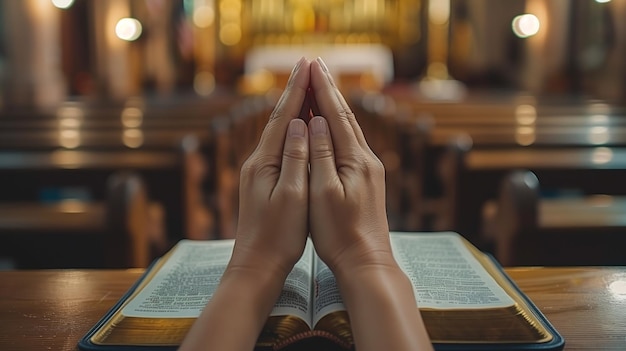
top-left (351, 92), bottom-right (626, 230)
top-left (482, 170), bottom-right (626, 266)
top-left (0, 95), bottom-right (266, 231)
top-left (0, 95), bottom-right (274, 241)
top-left (0, 128), bottom-right (212, 151)
top-left (0, 136), bottom-right (209, 243)
top-left (0, 93), bottom-right (242, 122)
top-left (373, 103), bottom-right (626, 234)
top-left (385, 90), bottom-right (626, 118)
top-left (0, 171), bottom-right (163, 269)
top-left (435, 137), bottom-right (626, 248)
top-left (208, 97), bottom-right (274, 239)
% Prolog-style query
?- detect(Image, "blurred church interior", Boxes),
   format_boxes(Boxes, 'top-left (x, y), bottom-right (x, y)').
top-left (0, 0), bottom-right (625, 269)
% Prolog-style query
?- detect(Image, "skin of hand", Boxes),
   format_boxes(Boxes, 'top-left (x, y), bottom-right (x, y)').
top-left (179, 57), bottom-right (312, 351)
top-left (181, 57), bottom-right (432, 351)
top-left (308, 57), bottom-right (434, 351)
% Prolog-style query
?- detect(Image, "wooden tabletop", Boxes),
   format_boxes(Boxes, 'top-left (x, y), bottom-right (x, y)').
top-left (0, 267), bottom-right (625, 350)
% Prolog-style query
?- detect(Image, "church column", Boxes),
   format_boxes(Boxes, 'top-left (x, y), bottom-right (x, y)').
top-left (1, 0), bottom-right (66, 108)
top-left (90, 0), bottom-right (141, 100)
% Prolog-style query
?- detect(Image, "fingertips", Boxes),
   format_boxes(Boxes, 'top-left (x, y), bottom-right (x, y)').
top-left (309, 115), bottom-right (329, 137)
top-left (310, 58), bottom-right (360, 151)
top-left (271, 57), bottom-right (311, 121)
top-left (288, 117), bottom-right (307, 138)
top-left (256, 57), bottom-right (310, 158)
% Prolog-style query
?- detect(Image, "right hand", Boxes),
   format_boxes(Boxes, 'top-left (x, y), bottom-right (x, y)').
top-left (307, 58), bottom-right (433, 351)
top-left (307, 57), bottom-right (396, 275)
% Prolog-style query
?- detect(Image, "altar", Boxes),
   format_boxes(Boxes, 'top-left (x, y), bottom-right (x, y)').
top-left (242, 44), bottom-right (394, 92)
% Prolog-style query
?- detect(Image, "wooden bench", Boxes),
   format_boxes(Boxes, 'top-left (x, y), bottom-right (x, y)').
top-left (386, 90), bottom-right (626, 119)
top-left (0, 137), bottom-right (208, 243)
top-left (482, 170), bottom-right (626, 266)
top-left (351, 92), bottom-right (626, 232)
top-left (0, 171), bottom-right (159, 269)
top-left (435, 137), bottom-right (626, 248)
top-left (208, 96), bottom-right (274, 238)
top-left (0, 95), bottom-right (283, 242)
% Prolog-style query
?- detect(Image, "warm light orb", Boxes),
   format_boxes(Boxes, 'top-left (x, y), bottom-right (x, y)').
top-left (428, 0), bottom-right (450, 25)
top-left (121, 107), bottom-right (144, 128)
top-left (51, 0), bottom-right (75, 9)
top-left (588, 126), bottom-right (610, 145)
top-left (193, 5), bottom-right (215, 28)
top-left (512, 14), bottom-right (540, 38)
top-left (123, 129), bottom-right (144, 149)
top-left (219, 23), bottom-right (242, 46)
top-left (194, 71), bottom-right (216, 96)
top-left (515, 104), bottom-right (537, 125)
top-left (596, 0), bottom-right (611, 3)
top-left (59, 130), bottom-right (81, 149)
top-left (591, 147), bottom-right (613, 164)
top-left (116, 18), bottom-right (143, 41)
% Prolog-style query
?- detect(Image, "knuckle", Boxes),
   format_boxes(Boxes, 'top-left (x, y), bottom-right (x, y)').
top-left (337, 108), bottom-right (355, 122)
top-left (311, 142), bottom-right (334, 160)
top-left (355, 154), bottom-right (385, 179)
top-left (311, 183), bottom-right (340, 203)
top-left (241, 153), bottom-right (280, 177)
top-left (275, 183), bottom-right (307, 202)
top-left (283, 142), bottom-right (308, 161)
top-left (240, 157), bottom-right (257, 175)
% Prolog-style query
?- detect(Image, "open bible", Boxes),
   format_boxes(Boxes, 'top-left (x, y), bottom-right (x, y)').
top-left (79, 232), bottom-right (564, 351)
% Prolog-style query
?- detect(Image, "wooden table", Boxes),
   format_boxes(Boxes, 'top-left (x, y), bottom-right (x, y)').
top-left (0, 268), bottom-right (625, 350)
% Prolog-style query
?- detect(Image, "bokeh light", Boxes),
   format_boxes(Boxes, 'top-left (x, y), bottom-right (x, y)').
top-left (115, 18), bottom-right (143, 41)
top-left (51, 0), bottom-right (75, 9)
top-left (512, 14), bottom-right (540, 38)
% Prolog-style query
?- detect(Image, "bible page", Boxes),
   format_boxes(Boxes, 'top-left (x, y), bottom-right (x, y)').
top-left (311, 252), bottom-right (346, 326)
top-left (269, 239), bottom-right (315, 327)
top-left (390, 232), bottom-right (515, 309)
top-left (122, 239), bottom-right (234, 318)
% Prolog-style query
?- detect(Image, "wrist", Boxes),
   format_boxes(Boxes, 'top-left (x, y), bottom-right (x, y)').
top-left (335, 261), bottom-right (410, 296)
top-left (229, 237), bottom-right (300, 280)
top-left (327, 234), bottom-right (398, 280)
top-left (182, 263), bottom-right (288, 351)
top-left (333, 265), bottom-right (432, 351)
top-left (224, 257), bottom-right (291, 291)
top-left (216, 263), bottom-right (288, 320)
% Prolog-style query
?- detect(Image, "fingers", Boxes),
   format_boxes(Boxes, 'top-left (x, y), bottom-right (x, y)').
top-left (298, 88), bottom-right (314, 124)
top-left (255, 57), bottom-right (311, 159)
top-left (308, 116), bottom-right (341, 194)
top-left (277, 119), bottom-right (309, 192)
top-left (309, 58), bottom-right (369, 154)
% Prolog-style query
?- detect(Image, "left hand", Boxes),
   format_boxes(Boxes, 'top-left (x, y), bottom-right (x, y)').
top-left (229, 57), bottom-right (312, 278)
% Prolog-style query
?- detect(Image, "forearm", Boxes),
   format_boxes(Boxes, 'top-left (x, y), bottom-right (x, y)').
top-left (179, 266), bottom-right (287, 351)
top-left (335, 264), bottom-right (434, 351)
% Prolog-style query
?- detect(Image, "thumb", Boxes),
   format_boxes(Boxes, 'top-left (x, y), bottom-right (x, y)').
top-left (309, 116), bottom-right (340, 190)
top-left (277, 119), bottom-right (309, 191)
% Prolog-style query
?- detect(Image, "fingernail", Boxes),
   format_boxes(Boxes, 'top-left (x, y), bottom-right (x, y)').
top-left (316, 57), bottom-right (329, 73)
top-left (288, 119), bottom-right (306, 137)
top-left (287, 57), bottom-right (305, 86)
top-left (310, 117), bottom-right (327, 136)
top-left (293, 56), bottom-right (305, 73)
